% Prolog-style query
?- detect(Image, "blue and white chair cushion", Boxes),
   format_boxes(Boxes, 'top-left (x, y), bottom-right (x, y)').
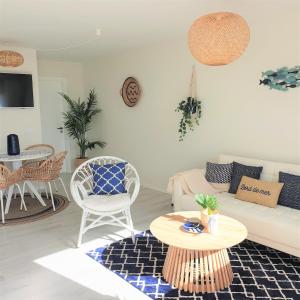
top-left (91, 162), bottom-right (127, 195)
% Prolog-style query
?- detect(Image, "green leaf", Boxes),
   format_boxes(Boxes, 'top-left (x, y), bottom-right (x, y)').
top-left (195, 194), bottom-right (218, 211)
top-left (86, 141), bottom-right (106, 150)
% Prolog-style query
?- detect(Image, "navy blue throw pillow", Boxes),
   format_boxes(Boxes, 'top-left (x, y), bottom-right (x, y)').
top-left (278, 172), bottom-right (300, 210)
top-left (91, 162), bottom-right (127, 195)
top-left (229, 161), bottom-right (263, 194)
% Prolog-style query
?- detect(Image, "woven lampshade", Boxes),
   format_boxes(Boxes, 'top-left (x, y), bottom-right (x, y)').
top-left (188, 12), bottom-right (250, 66)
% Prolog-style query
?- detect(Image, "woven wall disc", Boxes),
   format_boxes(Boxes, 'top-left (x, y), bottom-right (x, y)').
top-left (188, 12), bottom-right (250, 66)
top-left (121, 77), bottom-right (141, 107)
top-left (0, 50), bottom-right (24, 67)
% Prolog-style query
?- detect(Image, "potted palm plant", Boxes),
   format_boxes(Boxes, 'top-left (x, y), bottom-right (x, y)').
top-left (59, 89), bottom-right (106, 168)
top-left (195, 194), bottom-right (219, 233)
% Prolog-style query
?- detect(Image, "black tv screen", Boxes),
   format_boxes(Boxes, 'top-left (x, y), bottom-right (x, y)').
top-left (0, 73), bottom-right (34, 108)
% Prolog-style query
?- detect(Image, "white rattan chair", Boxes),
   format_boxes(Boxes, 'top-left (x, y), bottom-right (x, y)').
top-left (70, 156), bottom-right (140, 247)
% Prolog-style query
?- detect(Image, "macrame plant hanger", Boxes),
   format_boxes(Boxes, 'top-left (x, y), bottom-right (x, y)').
top-left (175, 65), bottom-right (202, 141)
top-left (189, 65), bottom-right (197, 100)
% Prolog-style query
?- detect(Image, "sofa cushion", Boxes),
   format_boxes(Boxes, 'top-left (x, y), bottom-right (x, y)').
top-left (83, 193), bottom-right (130, 212)
top-left (217, 192), bottom-right (300, 252)
top-left (278, 172), bottom-right (300, 210)
top-left (205, 162), bottom-right (233, 192)
top-left (229, 162), bottom-right (263, 194)
top-left (235, 176), bottom-right (283, 208)
top-left (205, 162), bottom-right (233, 183)
top-left (175, 192), bottom-right (300, 254)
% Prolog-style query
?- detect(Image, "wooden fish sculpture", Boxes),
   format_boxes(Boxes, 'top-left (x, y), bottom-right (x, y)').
top-left (259, 66), bottom-right (300, 91)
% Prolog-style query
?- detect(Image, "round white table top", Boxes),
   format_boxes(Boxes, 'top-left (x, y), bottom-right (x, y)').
top-left (0, 150), bottom-right (51, 162)
top-left (150, 211), bottom-right (248, 251)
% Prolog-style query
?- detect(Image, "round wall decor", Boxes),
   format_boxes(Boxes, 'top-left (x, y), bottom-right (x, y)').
top-left (188, 12), bottom-right (250, 66)
top-left (0, 50), bottom-right (24, 67)
top-left (121, 77), bottom-right (141, 107)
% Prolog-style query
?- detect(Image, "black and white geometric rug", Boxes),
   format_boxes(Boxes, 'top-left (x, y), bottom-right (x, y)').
top-left (87, 231), bottom-right (300, 300)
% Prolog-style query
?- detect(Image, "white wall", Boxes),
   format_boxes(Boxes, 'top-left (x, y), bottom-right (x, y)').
top-left (38, 60), bottom-right (84, 100)
top-left (0, 46), bottom-right (42, 152)
top-left (83, 4), bottom-right (300, 192)
top-left (37, 59), bottom-right (84, 162)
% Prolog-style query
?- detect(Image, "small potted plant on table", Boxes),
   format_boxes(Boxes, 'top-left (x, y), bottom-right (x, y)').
top-left (195, 194), bottom-right (219, 233)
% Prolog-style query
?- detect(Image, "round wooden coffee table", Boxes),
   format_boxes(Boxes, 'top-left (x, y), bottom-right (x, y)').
top-left (150, 211), bottom-right (247, 293)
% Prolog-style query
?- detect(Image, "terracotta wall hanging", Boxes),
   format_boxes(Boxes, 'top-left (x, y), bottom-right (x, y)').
top-left (188, 12), bottom-right (250, 66)
top-left (121, 77), bottom-right (141, 107)
top-left (0, 50), bottom-right (24, 67)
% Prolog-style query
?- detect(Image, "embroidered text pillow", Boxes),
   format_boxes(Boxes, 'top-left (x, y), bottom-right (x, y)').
top-left (235, 176), bottom-right (283, 208)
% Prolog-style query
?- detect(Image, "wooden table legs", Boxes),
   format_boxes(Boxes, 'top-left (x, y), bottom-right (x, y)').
top-left (162, 246), bottom-right (233, 293)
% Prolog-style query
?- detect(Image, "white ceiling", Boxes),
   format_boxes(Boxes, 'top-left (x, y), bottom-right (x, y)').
top-left (0, 0), bottom-right (298, 61)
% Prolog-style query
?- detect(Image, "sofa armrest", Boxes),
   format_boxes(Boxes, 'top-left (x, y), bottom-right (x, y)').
top-left (171, 168), bottom-right (206, 208)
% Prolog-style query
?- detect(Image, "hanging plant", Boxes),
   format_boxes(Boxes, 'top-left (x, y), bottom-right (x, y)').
top-left (176, 66), bottom-right (202, 141)
top-left (176, 97), bottom-right (202, 141)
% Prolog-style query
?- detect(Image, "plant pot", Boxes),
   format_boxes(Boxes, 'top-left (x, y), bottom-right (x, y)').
top-left (208, 213), bottom-right (219, 234)
top-left (192, 105), bottom-right (197, 114)
top-left (74, 158), bottom-right (88, 169)
top-left (200, 209), bottom-right (209, 230)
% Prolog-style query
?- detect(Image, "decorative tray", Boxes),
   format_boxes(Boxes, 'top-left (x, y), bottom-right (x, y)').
top-left (182, 221), bottom-right (205, 234)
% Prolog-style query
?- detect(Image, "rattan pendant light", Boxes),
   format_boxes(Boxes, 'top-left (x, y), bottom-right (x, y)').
top-left (188, 12), bottom-right (250, 66)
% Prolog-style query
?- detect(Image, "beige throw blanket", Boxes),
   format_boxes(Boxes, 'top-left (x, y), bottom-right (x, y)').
top-left (167, 168), bottom-right (218, 195)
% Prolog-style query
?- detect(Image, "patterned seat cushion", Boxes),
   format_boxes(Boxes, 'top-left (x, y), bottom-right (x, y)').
top-left (83, 193), bottom-right (131, 211)
top-left (91, 162), bottom-right (127, 195)
top-left (229, 161), bottom-right (263, 194)
top-left (278, 172), bottom-right (300, 210)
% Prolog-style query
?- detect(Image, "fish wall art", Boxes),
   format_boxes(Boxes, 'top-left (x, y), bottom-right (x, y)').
top-left (259, 66), bottom-right (300, 91)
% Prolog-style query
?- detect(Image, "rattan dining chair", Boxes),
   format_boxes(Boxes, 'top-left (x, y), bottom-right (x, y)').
top-left (70, 156), bottom-right (140, 247)
top-left (22, 144), bottom-right (56, 198)
top-left (23, 144), bottom-right (55, 166)
top-left (22, 151), bottom-right (70, 211)
top-left (0, 165), bottom-right (26, 224)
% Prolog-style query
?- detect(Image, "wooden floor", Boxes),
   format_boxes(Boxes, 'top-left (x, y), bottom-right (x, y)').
top-left (0, 174), bottom-right (172, 300)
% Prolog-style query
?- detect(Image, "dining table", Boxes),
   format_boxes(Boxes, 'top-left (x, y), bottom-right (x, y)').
top-left (0, 149), bottom-right (52, 214)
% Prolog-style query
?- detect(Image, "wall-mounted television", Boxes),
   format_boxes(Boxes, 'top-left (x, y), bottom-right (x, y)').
top-left (0, 73), bottom-right (34, 108)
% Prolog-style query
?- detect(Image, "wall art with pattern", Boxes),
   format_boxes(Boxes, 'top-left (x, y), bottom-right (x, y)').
top-left (259, 66), bottom-right (300, 91)
top-left (121, 77), bottom-right (141, 107)
top-left (0, 50), bottom-right (24, 67)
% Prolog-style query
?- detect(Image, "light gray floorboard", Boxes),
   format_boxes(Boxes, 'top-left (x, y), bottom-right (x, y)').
top-left (0, 174), bottom-right (172, 300)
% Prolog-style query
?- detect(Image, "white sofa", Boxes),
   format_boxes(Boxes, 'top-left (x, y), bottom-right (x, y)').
top-left (172, 154), bottom-right (300, 257)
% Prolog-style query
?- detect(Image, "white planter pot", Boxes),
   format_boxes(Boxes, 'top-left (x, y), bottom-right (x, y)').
top-left (208, 214), bottom-right (219, 234)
